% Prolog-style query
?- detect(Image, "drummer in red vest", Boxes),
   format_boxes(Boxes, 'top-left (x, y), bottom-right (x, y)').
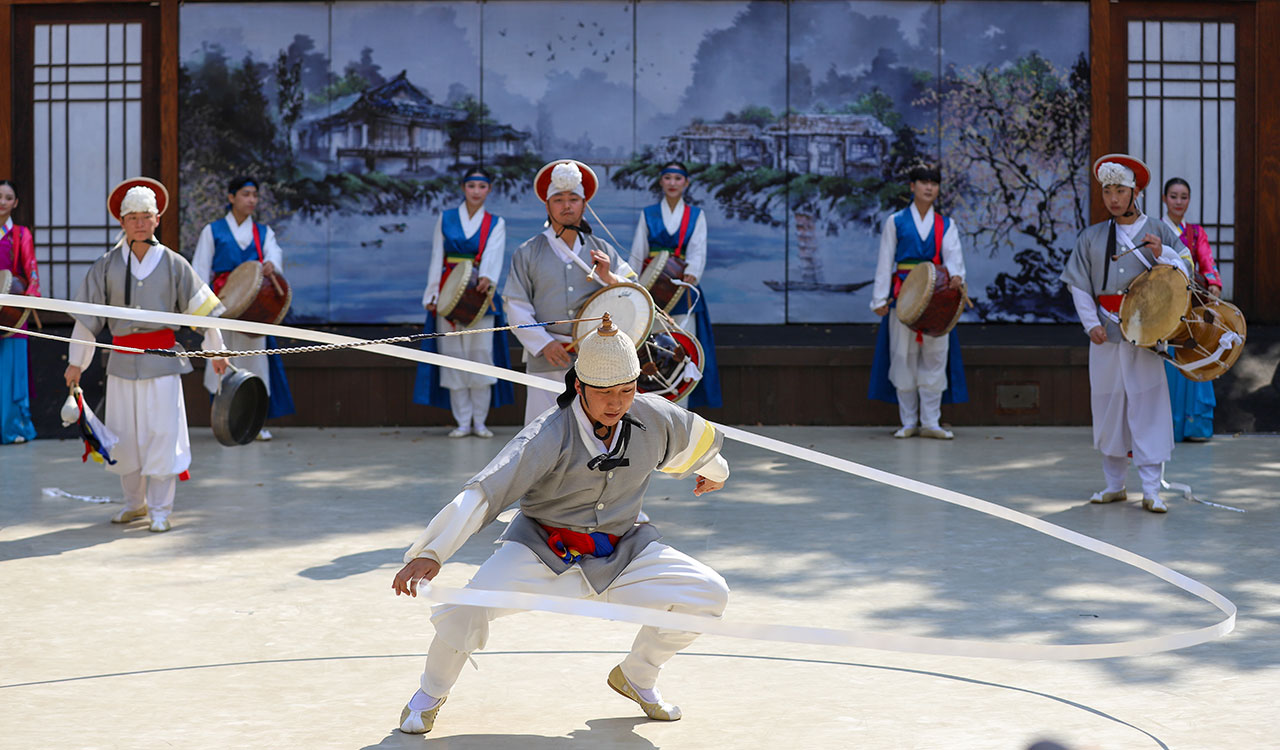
top-left (64, 178), bottom-right (227, 533)
top-left (868, 164), bottom-right (968, 439)
top-left (412, 167), bottom-right (514, 437)
top-left (191, 176), bottom-right (295, 440)
top-left (1059, 154), bottom-right (1192, 513)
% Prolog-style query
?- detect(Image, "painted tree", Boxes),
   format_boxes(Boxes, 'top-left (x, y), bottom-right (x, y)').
top-left (917, 53), bottom-right (1091, 321)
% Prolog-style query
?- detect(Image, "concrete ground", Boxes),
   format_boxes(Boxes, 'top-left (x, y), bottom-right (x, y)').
top-left (1, 425), bottom-right (1275, 750)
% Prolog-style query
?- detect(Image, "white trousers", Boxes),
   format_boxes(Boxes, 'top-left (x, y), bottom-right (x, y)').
top-left (1088, 341), bottom-right (1173, 467)
top-left (437, 315), bottom-right (497, 390)
top-left (523, 368), bottom-right (568, 425)
top-left (448, 387), bottom-right (491, 431)
top-left (203, 330), bottom-right (271, 395)
top-left (1102, 454), bottom-right (1164, 497)
top-left (120, 471), bottom-right (177, 520)
top-left (421, 540), bottom-right (729, 696)
top-left (887, 314), bottom-right (949, 394)
top-left (105, 374), bottom-right (191, 478)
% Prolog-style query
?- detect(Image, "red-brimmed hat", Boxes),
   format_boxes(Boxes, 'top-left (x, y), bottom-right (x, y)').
top-left (108, 177), bottom-right (169, 221)
top-left (1092, 154), bottom-right (1150, 193)
top-left (534, 160), bottom-right (598, 203)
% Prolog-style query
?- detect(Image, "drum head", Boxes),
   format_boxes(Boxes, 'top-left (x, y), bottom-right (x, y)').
top-left (1119, 265), bottom-right (1191, 347)
top-left (895, 263), bottom-right (935, 326)
top-left (638, 251), bottom-right (670, 290)
top-left (219, 261), bottom-right (263, 319)
top-left (210, 368), bottom-right (268, 447)
top-left (573, 282), bottom-right (655, 349)
top-left (437, 259), bottom-right (473, 318)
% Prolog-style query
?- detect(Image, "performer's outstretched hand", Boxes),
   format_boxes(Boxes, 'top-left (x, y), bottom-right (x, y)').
top-left (693, 475), bottom-right (724, 496)
top-left (393, 558), bottom-right (442, 597)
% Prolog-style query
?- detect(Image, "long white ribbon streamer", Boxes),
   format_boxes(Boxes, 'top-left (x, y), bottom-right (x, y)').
top-left (2, 293), bottom-right (1237, 659)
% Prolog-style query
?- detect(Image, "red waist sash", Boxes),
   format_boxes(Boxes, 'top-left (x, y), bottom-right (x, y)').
top-left (113, 329), bottom-right (176, 352)
top-left (1097, 294), bottom-right (1123, 314)
top-left (540, 523), bottom-right (620, 564)
top-left (212, 271), bottom-right (230, 295)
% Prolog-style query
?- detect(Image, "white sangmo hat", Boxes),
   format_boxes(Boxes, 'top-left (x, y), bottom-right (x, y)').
top-left (119, 186), bottom-right (159, 216)
top-left (575, 313), bottom-right (641, 388)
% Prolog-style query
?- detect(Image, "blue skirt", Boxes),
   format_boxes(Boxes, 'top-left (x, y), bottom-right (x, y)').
top-left (412, 296), bottom-right (515, 410)
top-left (667, 284), bottom-right (721, 409)
top-left (867, 305), bottom-right (968, 405)
top-left (265, 336), bottom-right (296, 419)
top-left (1165, 360), bottom-right (1214, 440)
top-left (0, 337), bottom-right (36, 443)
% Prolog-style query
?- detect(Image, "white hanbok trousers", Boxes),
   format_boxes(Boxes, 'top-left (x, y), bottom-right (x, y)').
top-left (1088, 341), bottom-right (1173, 466)
top-left (523, 367), bottom-right (568, 425)
top-left (437, 314), bottom-right (497, 390)
top-left (203, 330), bottom-right (271, 395)
top-left (105, 373), bottom-right (191, 478)
top-left (421, 539), bottom-right (729, 695)
top-left (887, 314), bottom-right (949, 393)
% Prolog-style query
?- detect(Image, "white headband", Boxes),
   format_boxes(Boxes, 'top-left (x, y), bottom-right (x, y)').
top-left (1096, 162), bottom-right (1136, 189)
top-left (548, 162), bottom-right (585, 198)
top-left (119, 186), bottom-right (158, 216)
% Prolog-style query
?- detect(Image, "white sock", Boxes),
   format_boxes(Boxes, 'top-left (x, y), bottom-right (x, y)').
top-left (623, 671), bottom-right (660, 703)
top-left (1136, 463), bottom-right (1162, 497)
top-left (407, 689), bottom-right (443, 711)
top-left (896, 388), bottom-right (919, 429)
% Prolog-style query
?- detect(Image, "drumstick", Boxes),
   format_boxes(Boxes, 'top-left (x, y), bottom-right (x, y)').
top-left (269, 273), bottom-right (284, 297)
top-left (1111, 241), bottom-right (1155, 262)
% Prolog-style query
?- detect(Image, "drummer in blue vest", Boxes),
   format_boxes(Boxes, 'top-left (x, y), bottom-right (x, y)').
top-left (191, 176), bottom-right (295, 440)
top-left (868, 164), bottom-right (968, 439)
top-left (627, 160), bottom-right (721, 408)
top-left (413, 167), bottom-right (513, 438)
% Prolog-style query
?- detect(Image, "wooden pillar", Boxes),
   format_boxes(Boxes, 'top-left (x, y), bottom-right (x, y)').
top-left (0, 2), bottom-right (11, 182)
top-left (1257, 0), bottom-right (1280, 322)
top-left (1088, 0), bottom-right (1115, 225)
top-left (159, 0), bottom-right (179, 251)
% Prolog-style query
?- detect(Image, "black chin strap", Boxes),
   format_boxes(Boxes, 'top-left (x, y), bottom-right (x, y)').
top-left (122, 237), bottom-right (159, 308)
top-left (586, 410), bottom-right (646, 472)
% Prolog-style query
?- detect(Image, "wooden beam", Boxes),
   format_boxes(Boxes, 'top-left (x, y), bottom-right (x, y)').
top-left (1088, 0), bottom-right (1113, 225)
top-left (0, 2), bottom-right (10, 181)
top-left (159, 0), bottom-right (179, 252)
top-left (1256, 0), bottom-right (1280, 322)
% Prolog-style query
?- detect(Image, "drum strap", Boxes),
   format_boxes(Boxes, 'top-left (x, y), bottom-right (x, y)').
top-left (674, 204), bottom-right (692, 258)
top-left (476, 212), bottom-right (493, 262)
top-left (932, 213), bottom-right (944, 265)
top-left (250, 223), bottom-right (264, 262)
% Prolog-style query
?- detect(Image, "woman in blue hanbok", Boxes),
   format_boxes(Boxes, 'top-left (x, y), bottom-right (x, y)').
top-left (413, 168), bottom-right (513, 437)
top-left (628, 161), bottom-right (721, 408)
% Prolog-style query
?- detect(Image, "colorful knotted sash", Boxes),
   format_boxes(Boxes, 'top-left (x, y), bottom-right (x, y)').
top-left (541, 524), bottom-right (620, 564)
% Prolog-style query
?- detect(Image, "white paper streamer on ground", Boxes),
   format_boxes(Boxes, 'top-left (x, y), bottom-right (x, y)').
top-left (43, 487), bottom-right (115, 504)
top-left (2, 293), bottom-right (1236, 660)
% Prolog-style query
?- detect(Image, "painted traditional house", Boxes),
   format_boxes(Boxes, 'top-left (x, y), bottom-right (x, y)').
top-left (451, 121), bottom-right (532, 166)
top-left (763, 114), bottom-right (893, 176)
top-left (663, 121), bottom-right (769, 168)
top-left (297, 71), bottom-right (533, 175)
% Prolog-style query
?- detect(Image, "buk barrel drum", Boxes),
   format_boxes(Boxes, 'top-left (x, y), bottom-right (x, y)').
top-left (895, 262), bottom-right (965, 337)
top-left (1171, 296), bottom-right (1247, 382)
top-left (638, 313), bottom-right (704, 402)
top-left (572, 282), bottom-right (656, 350)
top-left (210, 366), bottom-right (268, 446)
top-left (638, 251), bottom-right (689, 313)
top-left (0, 270), bottom-right (31, 337)
top-left (219, 261), bottom-right (292, 325)
top-left (437, 258), bottom-right (496, 329)
top-left (1118, 264), bottom-right (1194, 348)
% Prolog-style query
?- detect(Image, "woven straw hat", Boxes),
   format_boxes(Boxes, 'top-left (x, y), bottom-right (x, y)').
top-left (575, 314), bottom-right (641, 388)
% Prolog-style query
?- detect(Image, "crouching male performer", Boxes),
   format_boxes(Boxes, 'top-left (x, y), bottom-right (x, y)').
top-left (391, 313), bottom-right (730, 734)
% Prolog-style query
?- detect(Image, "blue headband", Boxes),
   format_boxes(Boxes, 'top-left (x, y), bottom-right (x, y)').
top-left (462, 174), bottom-right (492, 185)
top-left (660, 167), bottom-right (689, 178)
